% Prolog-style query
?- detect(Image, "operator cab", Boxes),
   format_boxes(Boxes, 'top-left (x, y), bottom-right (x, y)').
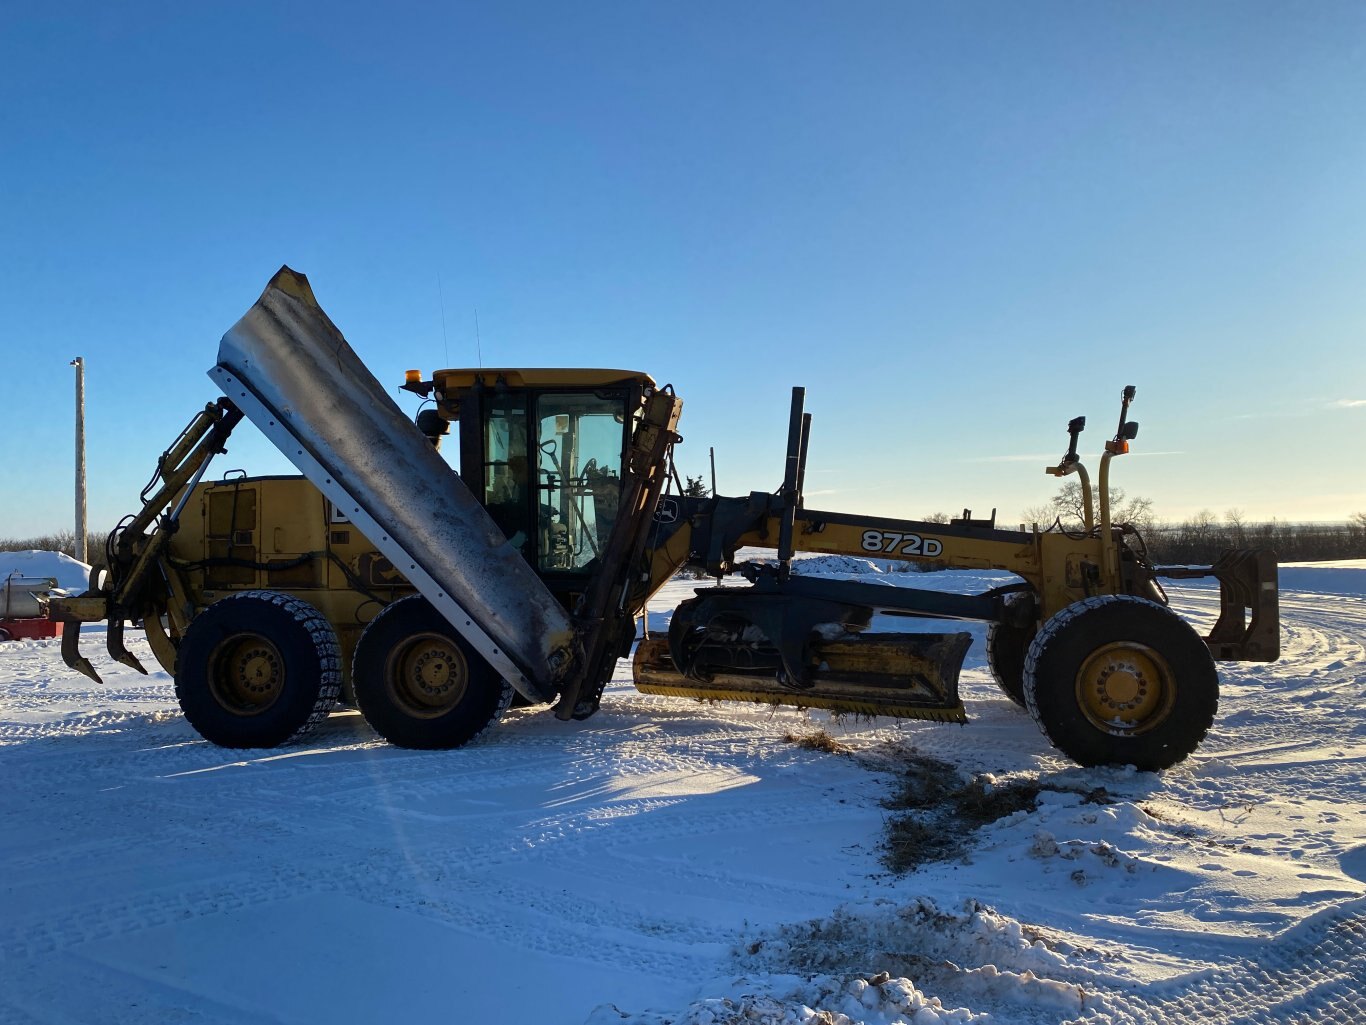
top-left (404, 368), bottom-right (655, 587)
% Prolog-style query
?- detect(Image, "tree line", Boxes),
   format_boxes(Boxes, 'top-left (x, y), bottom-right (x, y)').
top-left (1012, 481), bottom-right (1366, 565)
top-left (0, 530), bottom-right (106, 564)
top-left (1143, 511), bottom-right (1366, 565)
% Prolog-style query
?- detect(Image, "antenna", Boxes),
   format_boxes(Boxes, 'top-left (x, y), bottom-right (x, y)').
top-left (436, 271), bottom-right (450, 366)
top-left (474, 307), bottom-right (483, 368)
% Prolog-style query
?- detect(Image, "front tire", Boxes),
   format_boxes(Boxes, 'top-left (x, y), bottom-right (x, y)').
top-left (351, 595), bottom-right (514, 749)
top-left (1023, 595), bottom-right (1217, 771)
top-left (175, 591), bottom-right (341, 748)
top-left (986, 591), bottom-right (1037, 708)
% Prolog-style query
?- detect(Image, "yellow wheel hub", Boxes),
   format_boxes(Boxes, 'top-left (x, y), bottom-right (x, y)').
top-left (387, 633), bottom-right (469, 718)
top-left (1075, 641), bottom-right (1175, 735)
top-left (209, 634), bottom-right (285, 715)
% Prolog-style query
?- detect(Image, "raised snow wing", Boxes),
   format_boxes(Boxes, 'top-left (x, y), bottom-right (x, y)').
top-left (211, 266), bottom-right (577, 701)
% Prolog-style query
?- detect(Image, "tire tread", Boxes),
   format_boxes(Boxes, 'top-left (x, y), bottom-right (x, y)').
top-left (175, 589), bottom-right (340, 748)
top-left (1023, 594), bottom-right (1217, 770)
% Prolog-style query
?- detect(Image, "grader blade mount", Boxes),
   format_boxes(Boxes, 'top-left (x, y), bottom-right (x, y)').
top-left (633, 564), bottom-right (995, 722)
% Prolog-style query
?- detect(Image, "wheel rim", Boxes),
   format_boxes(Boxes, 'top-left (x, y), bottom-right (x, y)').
top-left (384, 632), bottom-right (469, 719)
top-left (1074, 641), bottom-right (1176, 736)
top-left (209, 633), bottom-right (285, 715)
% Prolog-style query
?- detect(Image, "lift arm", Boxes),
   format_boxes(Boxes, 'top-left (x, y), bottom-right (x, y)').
top-left (50, 398), bottom-right (244, 682)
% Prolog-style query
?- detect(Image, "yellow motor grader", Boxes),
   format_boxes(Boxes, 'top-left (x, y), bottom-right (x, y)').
top-left (49, 268), bottom-right (1278, 770)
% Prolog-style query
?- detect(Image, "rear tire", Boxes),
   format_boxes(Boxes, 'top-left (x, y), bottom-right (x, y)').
top-left (351, 595), bottom-right (514, 749)
top-left (176, 591), bottom-right (341, 748)
top-left (986, 592), bottom-right (1036, 708)
top-left (1023, 594), bottom-right (1217, 771)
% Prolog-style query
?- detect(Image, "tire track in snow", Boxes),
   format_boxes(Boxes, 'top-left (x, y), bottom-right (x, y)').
top-left (1102, 902), bottom-right (1366, 1025)
top-left (0, 724), bottom-right (874, 984)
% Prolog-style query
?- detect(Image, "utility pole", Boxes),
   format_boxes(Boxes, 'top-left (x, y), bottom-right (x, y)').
top-left (70, 357), bottom-right (87, 564)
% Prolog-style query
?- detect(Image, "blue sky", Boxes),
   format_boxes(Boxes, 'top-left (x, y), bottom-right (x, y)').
top-left (3, 1), bottom-right (1364, 538)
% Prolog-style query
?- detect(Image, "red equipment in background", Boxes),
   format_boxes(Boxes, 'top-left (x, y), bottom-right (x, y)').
top-left (1, 575), bottom-right (64, 642)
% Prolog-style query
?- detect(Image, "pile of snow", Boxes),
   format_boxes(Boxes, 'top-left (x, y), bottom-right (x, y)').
top-left (589, 970), bottom-right (989, 1024)
top-left (0, 550), bottom-right (92, 592)
top-left (791, 554), bottom-right (890, 576)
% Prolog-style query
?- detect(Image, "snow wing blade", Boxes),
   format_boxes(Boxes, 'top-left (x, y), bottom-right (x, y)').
top-left (210, 266), bottom-right (576, 701)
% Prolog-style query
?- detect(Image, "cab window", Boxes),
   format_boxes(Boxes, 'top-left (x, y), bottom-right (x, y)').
top-left (534, 392), bottom-right (626, 572)
top-left (481, 397), bottom-right (532, 555)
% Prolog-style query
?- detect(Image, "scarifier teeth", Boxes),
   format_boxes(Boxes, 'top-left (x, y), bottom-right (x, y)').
top-left (113, 651), bottom-right (148, 675)
top-left (61, 622), bottom-right (103, 684)
top-left (108, 620), bottom-right (149, 675)
top-left (70, 656), bottom-right (103, 685)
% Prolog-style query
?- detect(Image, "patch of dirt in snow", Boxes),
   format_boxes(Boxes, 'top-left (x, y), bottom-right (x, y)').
top-left (878, 752), bottom-right (1112, 873)
top-left (783, 728), bottom-right (854, 756)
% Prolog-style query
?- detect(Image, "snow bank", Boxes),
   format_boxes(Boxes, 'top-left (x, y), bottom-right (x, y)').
top-left (0, 550), bottom-right (92, 592)
top-left (1279, 560), bottom-right (1366, 597)
top-left (791, 554), bottom-right (893, 577)
top-left (788, 550), bottom-right (1366, 601)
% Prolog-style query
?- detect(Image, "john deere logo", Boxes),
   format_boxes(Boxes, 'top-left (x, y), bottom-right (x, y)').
top-left (654, 498), bottom-right (680, 523)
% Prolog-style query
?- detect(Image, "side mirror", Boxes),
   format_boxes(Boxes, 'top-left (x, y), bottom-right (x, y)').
top-left (1121, 421), bottom-right (1139, 440)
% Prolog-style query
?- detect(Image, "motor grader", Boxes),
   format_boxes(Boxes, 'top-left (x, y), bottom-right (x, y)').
top-left (49, 268), bottom-right (1279, 771)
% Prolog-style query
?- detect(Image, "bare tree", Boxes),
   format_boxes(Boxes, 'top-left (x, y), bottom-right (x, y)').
top-left (1022, 481), bottom-right (1156, 533)
top-left (1225, 508), bottom-right (1246, 547)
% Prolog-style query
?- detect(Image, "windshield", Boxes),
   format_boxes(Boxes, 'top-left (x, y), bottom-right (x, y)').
top-left (534, 392), bottom-right (627, 572)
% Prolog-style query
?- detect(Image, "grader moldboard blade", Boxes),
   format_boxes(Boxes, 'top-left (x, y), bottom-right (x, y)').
top-left (633, 633), bottom-right (971, 722)
top-left (211, 266), bottom-right (578, 702)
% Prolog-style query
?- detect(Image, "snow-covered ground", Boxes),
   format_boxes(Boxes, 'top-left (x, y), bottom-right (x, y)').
top-left (1, 558), bottom-right (1363, 1024)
